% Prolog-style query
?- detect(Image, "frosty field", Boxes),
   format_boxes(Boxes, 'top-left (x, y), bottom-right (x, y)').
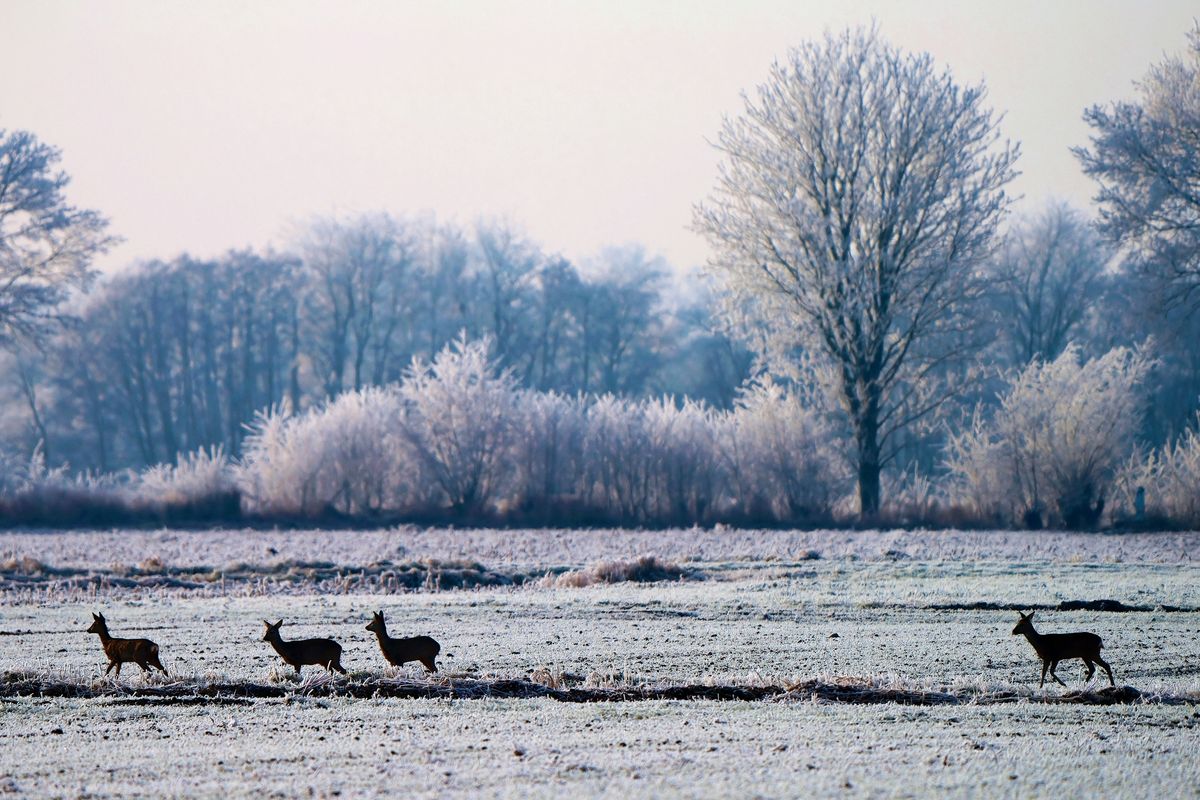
top-left (1, 527), bottom-right (1199, 798)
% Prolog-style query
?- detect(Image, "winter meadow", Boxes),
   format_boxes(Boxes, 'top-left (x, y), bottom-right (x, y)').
top-left (2, 3), bottom-right (1200, 798)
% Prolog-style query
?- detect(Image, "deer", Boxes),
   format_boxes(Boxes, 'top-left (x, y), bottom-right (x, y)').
top-left (365, 610), bottom-right (440, 673)
top-left (261, 619), bottom-right (346, 677)
top-left (1011, 611), bottom-right (1115, 688)
top-left (86, 612), bottom-right (168, 678)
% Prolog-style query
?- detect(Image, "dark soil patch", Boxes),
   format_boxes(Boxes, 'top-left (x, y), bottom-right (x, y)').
top-left (925, 599), bottom-right (1191, 613)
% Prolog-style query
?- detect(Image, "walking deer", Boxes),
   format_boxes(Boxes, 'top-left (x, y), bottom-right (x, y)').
top-left (261, 619), bottom-right (346, 676)
top-left (1011, 611), bottom-right (1115, 687)
top-left (87, 612), bottom-right (167, 678)
top-left (365, 610), bottom-right (440, 673)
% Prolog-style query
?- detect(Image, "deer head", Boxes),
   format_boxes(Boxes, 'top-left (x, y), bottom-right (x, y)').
top-left (1011, 611), bottom-right (1035, 635)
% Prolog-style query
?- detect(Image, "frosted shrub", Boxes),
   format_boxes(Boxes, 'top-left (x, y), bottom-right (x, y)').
top-left (1113, 425), bottom-right (1200, 527)
top-left (238, 389), bottom-right (411, 516)
top-left (582, 395), bottom-right (656, 521)
top-left (880, 466), bottom-right (943, 524)
top-left (0, 444), bottom-right (133, 521)
top-left (397, 337), bottom-right (520, 513)
top-left (507, 390), bottom-right (587, 513)
top-left (718, 377), bottom-right (849, 521)
top-left (316, 388), bottom-right (414, 514)
top-left (644, 398), bottom-right (721, 522)
top-left (946, 344), bottom-right (1154, 528)
top-left (138, 446), bottom-right (236, 511)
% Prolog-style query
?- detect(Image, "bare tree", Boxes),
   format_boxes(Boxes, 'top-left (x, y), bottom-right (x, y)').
top-left (0, 129), bottom-right (117, 345)
top-left (473, 220), bottom-right (539, 376)
top-left (1075, 25), bottom-right (1200, 310)
top-left (695, 27), bottom-right (1018, 514)
top-left (299, 214), bottom-right (414, 397)
top-left (988, 203), bottom-right (1110, 365)
top-left (579, 246), bottom-right (665, 395)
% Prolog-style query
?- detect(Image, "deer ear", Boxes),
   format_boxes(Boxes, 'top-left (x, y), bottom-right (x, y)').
top-left (275, 619), bottom-right (283, 628)
top-left (92, 612), bottom-right (100, 620)
top-left (1027, 611), bottom-right (1035, 620)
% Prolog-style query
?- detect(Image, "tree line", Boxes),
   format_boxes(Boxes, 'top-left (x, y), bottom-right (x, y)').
top-left (0, 23), bottom-right (1197, 528)
top-left (4, 219), bottom-right (752, 473)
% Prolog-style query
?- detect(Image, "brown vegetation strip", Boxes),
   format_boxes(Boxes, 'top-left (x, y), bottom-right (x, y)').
top-left (0, 673), bottom-right (1188, 706)
top-left (1, 555), bottom-right (699, 597)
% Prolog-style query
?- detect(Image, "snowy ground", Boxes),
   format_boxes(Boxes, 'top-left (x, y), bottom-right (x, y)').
top-left (1, 527), bottom-right (1198, 798)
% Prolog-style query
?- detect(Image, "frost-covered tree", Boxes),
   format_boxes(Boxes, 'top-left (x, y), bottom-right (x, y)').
top-left (946, 344), bottom-right (1153, 528)
top-left (1075, 25), bottom-right (1200, 310)
top-left (695, 27), bottom-right (1018, 514)
top-left (0, 129), bottom-right (117, 345)
top-left (986, 203), bottom-right (1110, 365)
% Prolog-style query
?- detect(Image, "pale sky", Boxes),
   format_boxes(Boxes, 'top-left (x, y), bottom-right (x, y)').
top-left (1, 0), bottom-right (1195, 273)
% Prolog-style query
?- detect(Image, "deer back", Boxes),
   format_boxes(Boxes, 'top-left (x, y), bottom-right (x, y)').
top-left (105, 637), bottom-right (159, 664)
top-left (273, 635), bottom-right (342, 666)
top-left (1036, 631), bottom-right (1103, 660)
top-left (381, 634), bottom-right (439, 664)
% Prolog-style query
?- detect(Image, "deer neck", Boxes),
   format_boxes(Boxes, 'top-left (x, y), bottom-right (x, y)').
top-left (371, 624), bottom-right (389, 645)
top-left (1021, 626), bottom-right (1044, 651)
top-left (93, 626), bottom-right (112, 645)
top-left (266, 632), bottom-right (288, 654)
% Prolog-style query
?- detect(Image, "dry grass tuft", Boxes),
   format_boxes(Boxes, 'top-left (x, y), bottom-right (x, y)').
top-left (1, 555), bottom-right (46, 575)
top-left (538, 555), bottom-right (693, 588)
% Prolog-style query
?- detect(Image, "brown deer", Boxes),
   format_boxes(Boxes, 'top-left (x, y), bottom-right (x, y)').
top-left (87, 612), bottom-right (168, 678)
top-left (365, 610), bottom-right (440, 673)
top-left (261, 619), bottom-right (346, 676)
top-left (1011, 611), bottom-right (1115, 687)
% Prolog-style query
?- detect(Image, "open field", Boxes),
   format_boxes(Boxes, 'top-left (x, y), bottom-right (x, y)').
top-left (1, 527), bottom-right (1199, 798)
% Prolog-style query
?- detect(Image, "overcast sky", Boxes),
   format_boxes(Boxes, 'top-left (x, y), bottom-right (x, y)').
top-left (1, 0), bottom-right (1195, 273)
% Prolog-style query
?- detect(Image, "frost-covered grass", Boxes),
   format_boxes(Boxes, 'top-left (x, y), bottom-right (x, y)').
top-left (0, 528), bottom-right (1198, 797)
top-left (2, 695), bottom-right (1198, 798)
top-left (2, 573), bottom-right (1198, 692)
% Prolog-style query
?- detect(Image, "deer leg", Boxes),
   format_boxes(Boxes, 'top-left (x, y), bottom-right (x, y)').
top-left (420, 657), bottom-right (437, 674)
top-left (330, 659), bottom-right (347, 675)
top-left (1095, 656), bottom-right (1115, 687)
top-left (1048, 660), bottom-right (1067, 687)
top-left (1083, 659), bottom-right (1096, 682)
top-left (105, 661), bottom-right (116, 675)
top-left (113, 662), bottom-right (122, 678)
top-left (1039, 661), bottom-right (1049, 687)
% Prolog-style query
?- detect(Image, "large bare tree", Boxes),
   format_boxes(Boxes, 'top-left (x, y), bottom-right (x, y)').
top-left (695, 28), bottom-right (1018, 514)
top-left (0, 129), bottom-right (117, 345)
top-left (1075, 25), bottom-right (1200, 311)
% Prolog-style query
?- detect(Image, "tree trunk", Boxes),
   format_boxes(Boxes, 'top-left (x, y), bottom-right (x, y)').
top-left (856, 411), bottom-right (882, 517)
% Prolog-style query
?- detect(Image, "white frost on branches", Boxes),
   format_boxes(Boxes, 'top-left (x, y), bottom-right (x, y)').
top-left (694, 26), bottom-right (1018, 513)
top-left (233, 337), bottom-right (848, 524)
top-left (946, 344), bottom-right (1154, 527)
